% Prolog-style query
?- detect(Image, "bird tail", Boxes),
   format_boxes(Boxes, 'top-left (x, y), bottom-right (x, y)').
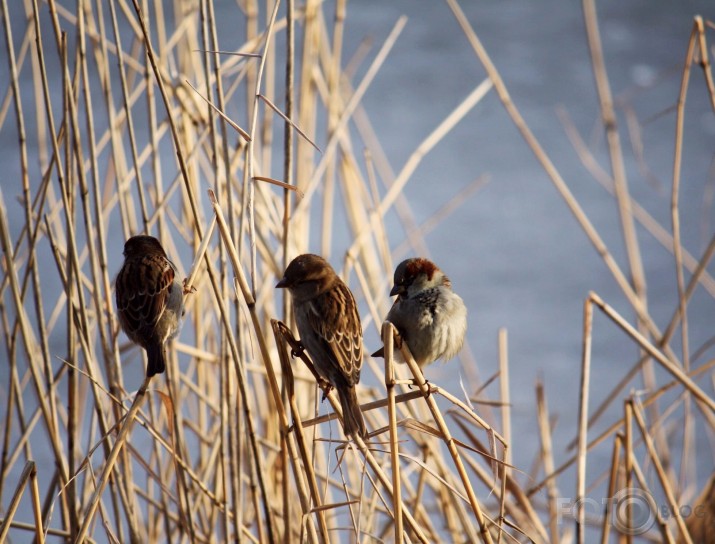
top-left (146, 342), bottom-right (166, 377)
top-left (338, 386), bottom-right (367, 438)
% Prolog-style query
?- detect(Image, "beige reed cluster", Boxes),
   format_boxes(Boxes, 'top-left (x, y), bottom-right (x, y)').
top-left (116, 238), bottom-right (467, 439)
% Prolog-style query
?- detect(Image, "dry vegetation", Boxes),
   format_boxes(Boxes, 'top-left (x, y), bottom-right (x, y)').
top-left (0, 0), bottom-right (714, 543)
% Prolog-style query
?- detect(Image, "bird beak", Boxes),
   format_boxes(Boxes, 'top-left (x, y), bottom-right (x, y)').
top-left (389, 284), bottom-right (405, 297)
top-left (276, 277), bottom-right (290, 289)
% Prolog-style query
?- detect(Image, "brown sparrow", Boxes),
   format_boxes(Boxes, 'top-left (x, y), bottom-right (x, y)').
top-left (115, 235), bottom-right (184, 377)
top-left (276, 254), bottom-right (367, 438)
top-left (373, 258), bottom-right (467, 367)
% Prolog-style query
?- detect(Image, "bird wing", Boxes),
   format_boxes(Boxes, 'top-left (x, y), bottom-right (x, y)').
top-left (306, 281), bottom-right (363, 386)
top-left (116, 256), bottom-right (175, 343)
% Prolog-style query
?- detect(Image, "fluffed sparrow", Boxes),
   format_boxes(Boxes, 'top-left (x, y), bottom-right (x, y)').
top-left (373, 258), bottom-right (467, 367)
top-left (115, 235), bottom-right (184, 377)
top-left (276, 254), bottom-right (367, 438)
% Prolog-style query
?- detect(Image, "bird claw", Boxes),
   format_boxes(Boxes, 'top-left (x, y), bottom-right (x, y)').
top-left (408, 378), bottom-right (431, 396)
top-left (320, 383), bottom-right (333, 402)
top-left (182, 278), bottom-right (197, 295)
top-left (291, 343), bottom-right (305, 359)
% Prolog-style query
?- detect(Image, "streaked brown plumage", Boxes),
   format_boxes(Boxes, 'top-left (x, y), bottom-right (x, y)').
top-left (276, 254), bottom-right (367, 438)
top-left (115, 235), bottom-right (183, 377)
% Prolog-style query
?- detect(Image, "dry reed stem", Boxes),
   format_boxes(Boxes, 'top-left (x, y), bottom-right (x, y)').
top-left (582, 0), bottom-right (647, 315)
top-left (529, 358), bottom-right (715, 498)
top-left (589, 292), bottom-right (715, 412)
top-left (295, 15), bottom-right (407, 216)
top-left (75, 375), bottom-right (150, 543)
top-left (0, 188), bottom-right (71, 501)
top-left (185, 80), bottom-right (252, 142)
top-left (672, 17), bottom-right (699, 374)
top-left (670, 17), bottom-right (708, 510)
top-left (208, 188), bottom-right (281, 540)
top-left (353, 435), bottom-right (431, 541)
top-left (495, 330), bottom-right (510, 544)
top-left (300, 388), bottom-right (436, 429)
top-left (631, 399), bottom-right (692, 543)
top-left (382, 321), bottom-right (404, 542)
top-left (694, 16), bottom-right (715, 111)
top-left (400, 342), bottom-right (493, 543)
top-left (624, 399), bottom-right (634, 544)
top-left (281, 0), bottom-right (295, 330)
top-left (600, 433), bottom-right (622, 544)
top-left (245, 0), bottom-right (281, 300)
top-left (26, 8), bottom-right (79, 516)
top-left (535, 381), bottom-right (559, 543)
top-left (630, 456), bottom-right (677, 543)
top-left (347, 78), bottom-right (493, 262)
top-left (107, 0), bottom-right (150, 233)
top-left (0, 461), bottom-right (39, 541)
top-left (557, 107), bottom-right (715, 297)
top-left (453, 420), bottom-right (550, 542)
top-left (253, 175), bottom-right (304, 197)
top-left (576, 294), bottom-right (593, 544)
top-left (269, 320), bottom-right (329, 542)
top-left (439, 388), bottom-right (507, 447)
top-left (498, 329), bottom-right (511, 466)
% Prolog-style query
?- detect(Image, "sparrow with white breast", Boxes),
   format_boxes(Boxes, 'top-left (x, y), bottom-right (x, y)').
top-left (373, 258), bottom-right (467, 368)
top-left (276, 254), bottom-right (367, 438)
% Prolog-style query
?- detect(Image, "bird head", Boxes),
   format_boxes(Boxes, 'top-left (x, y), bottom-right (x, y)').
top-left (276, 253), bottom-right (339, 301)
top-left (390, 257), bottom-right (450, 298)
top-left (123, 235), bottom-right (167, 258)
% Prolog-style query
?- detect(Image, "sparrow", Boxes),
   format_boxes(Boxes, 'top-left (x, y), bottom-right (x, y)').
top-left (373, 258), bottom-right (467, 368)
top-left (276, 254), bottom-right (367, 438)
top-left (115, 235), bottom-right (184, 377)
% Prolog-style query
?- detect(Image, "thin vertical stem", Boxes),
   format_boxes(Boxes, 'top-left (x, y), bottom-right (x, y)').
top-left (582, 0), bottom-right (646, 309)
top-left (575, 296), bottom-right (593, 544)
top-left (624, 400), bottom-right (633, 544)
top-left (383, 321), bottom-right (404, 543)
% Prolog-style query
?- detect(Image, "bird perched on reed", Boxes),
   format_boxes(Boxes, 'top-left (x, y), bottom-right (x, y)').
top-left (373, 257), bottom-right (467, 368)
top-left (276, 254), bottom-right (367, 438)
top-left (115, 235), bottom-right (184, 377)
